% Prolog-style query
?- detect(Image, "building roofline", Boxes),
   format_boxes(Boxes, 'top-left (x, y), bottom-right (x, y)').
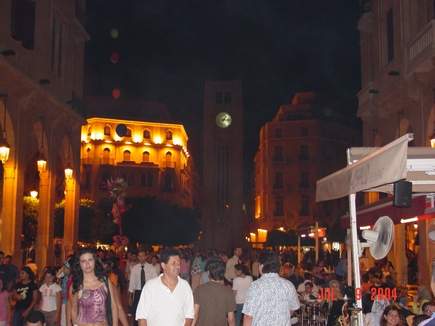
top-left (86, 117), bottom-right (189, 140)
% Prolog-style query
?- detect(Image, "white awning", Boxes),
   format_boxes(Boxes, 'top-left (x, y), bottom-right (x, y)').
top-left (347, 146), bottom-right (435, 194)
top-left (315, 134), bottom-right (432, 202)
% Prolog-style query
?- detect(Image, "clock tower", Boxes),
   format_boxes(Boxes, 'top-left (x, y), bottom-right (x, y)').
top-left (202, 80), bottom-right (244, 250)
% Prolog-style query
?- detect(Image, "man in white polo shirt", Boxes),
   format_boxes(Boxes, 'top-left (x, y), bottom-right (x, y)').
top-left (136, 248), bottom-right (194, 326)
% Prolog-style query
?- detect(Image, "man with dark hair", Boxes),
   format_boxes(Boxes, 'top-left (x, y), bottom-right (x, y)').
top-left (136, 248), bottom-right (194, 326)
top-left (192, 258), bottom-right (236, 326)
top-left (225, 248), bottom-right (242, 282)
top-left (243, 251), bottom-right (300, 325)
top-left (129, 249), bottom-right (157, 325)
top-left (25, 310), bottom-right (45, 326)
top-left (422, 301), bottom-right (435, 317)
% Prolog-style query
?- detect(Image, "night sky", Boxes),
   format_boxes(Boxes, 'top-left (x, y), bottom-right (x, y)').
top-left (84, 0), bottom-right (361, 175)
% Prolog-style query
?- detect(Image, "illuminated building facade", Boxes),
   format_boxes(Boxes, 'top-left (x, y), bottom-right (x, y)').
top-left (0, 0), bottom-right (87, 266)
top-left (358, 0), bottom-right (435, 286)
top-left (251, 92), bottom-right (357, 243)
top-left (81, 117), bottom-right (195, 208)
top-left (202, 81), bottom-right (245, 251)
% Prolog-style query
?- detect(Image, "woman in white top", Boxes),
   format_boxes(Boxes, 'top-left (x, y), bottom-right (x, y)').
top-left (232, 264), bottom-right (253, 326)
top-left (38, 267), bottom-right (62, 326)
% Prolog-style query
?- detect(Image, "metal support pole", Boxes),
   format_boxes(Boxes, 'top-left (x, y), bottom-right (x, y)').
top-left (297, 235), bottom-right (301, 264)
top-left (315, 221), bottom-right (319, 263)
top-left (349, 193), bottom-right (363, 326)
top-left (347, 229), bottom-right (352, 287)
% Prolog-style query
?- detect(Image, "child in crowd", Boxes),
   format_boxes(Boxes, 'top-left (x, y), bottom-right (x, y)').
top-left (38, 268), bottom-right (61, 326)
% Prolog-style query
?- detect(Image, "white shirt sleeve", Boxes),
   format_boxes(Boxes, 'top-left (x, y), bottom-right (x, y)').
top-left (242, 284), bottom-right (255, 316)
top-left (135, 283), bottom-right (151, 321)
top-left (232, 278), bottom-right (239, 291)
top-left (129, 265), bottom-right (139, 293)
top-left (54, 284), bottom-right (62, 293)
top-left (183, 282), bottom-right (195, 319)
top-left (287, 282), bottom-right (300, 311)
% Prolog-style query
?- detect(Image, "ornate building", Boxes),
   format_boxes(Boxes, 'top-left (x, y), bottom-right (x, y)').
top-left (358, 0), bottom-right (435, 286)
top-left (202, 81), bottom-right (245, 250)
top-left (0, 0), bottom-right (88, 266)
top-left (251, 92), bottom-right (357, 243)
top-left (81, 117), bottom-right (196, 208)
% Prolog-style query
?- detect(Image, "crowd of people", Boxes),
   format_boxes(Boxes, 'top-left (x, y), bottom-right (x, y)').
top-left (0, 247), bottom-right (434, 326)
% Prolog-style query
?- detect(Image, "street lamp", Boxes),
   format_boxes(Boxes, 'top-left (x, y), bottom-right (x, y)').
top-left (0, 94), bottom-right (10, 164)
top-left (36, 120), bottom-right (47, 172)
top-left (64, 167), bottom-right (73, 179)
top-left (36, 151), bottom-right (47, 172)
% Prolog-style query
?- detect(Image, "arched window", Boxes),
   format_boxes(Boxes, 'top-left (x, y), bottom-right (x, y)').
top-left (166, 130), bottom-right (173, 140)
top-left (165, 151), bottom-right (172, 162)
top-left (125, 128), bottom-right (132, 137)
top-left (143, 130), bottom-right (151, 139)
top-left (104, 125), bottom-right (111, 136)
top-left (102, 148), bottom-right (110, 164)
top-left (123, 150), bottom-right (131, 161)
top-left (142, 151), bottom-right (150, 162)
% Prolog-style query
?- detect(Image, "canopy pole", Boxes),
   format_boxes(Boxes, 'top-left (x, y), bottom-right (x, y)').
top-left (347, 229), bottom-right (352, 287)
top-left (349, 193), bottom-right (363, 326)
top-left (315, 221), bottom-right (319, 263)
top-left (297, 236), bottom-right (301, 264)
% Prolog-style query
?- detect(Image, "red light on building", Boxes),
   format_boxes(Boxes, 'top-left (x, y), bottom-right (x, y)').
top-left (112, 88), bottom-right (121, 99)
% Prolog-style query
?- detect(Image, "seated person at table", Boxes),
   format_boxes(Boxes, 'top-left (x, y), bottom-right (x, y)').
top-left (300, 282), bottom-right (317, 301)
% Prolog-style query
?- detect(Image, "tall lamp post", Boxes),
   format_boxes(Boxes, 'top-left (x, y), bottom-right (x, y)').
top-left (36, 120), bottom-right (47, 173)
top-left (0, 94), bottom-right (10, 164)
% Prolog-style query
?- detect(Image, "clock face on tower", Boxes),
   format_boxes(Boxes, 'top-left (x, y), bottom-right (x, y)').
top-left (216, 112), bottom-right (232, 128)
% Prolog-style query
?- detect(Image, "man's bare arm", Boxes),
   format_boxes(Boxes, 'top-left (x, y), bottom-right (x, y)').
top-left (191, 304), bottom-right (200, 326)
top-left (138, 319), bottom-right (147, 326)
top-left (243, 314), bottom-right (253, 326)
top-left (227, 311), bottom-right (236, 326)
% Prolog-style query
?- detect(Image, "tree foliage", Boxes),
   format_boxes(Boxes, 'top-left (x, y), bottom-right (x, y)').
top-left (54, 198), bottom-right (116, 242)
top-left (22, 196), bottom-right (38, 249)
top-left (122, 197), bottom-right (200, 245)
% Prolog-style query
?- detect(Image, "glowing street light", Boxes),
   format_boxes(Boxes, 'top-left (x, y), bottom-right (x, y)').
top-left (36, 151), bottom-right (47, 172)
top-left (0, 95), bottom-right (10, 164)
top-left (64, 167), bottom-right (73, 179)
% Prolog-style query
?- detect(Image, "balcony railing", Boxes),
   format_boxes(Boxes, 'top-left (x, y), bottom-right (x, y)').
top-left (163, 161), bottom-right (176, 169)
top-left (407, 20), bottom-right (435, 74)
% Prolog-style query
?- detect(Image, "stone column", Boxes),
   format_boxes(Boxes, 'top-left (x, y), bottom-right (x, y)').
top-left (64, 175), bottom-right (79, 257)
top-left (389, 224), bottom-right (408, 286)
top-left (0, 164), bottom-right (23, 263)
top-left (35, 170), bottom-right (55, 268)
top-left (418, 218), bottom-right (433, 289)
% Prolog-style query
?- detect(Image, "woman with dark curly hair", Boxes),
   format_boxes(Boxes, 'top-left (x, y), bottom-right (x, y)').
top-left (380, 305), bottom-right (405, 326)
top-left (12, 266), bottom-right (38, 326)
top-left (69, 248), bottom-right (118, 326)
